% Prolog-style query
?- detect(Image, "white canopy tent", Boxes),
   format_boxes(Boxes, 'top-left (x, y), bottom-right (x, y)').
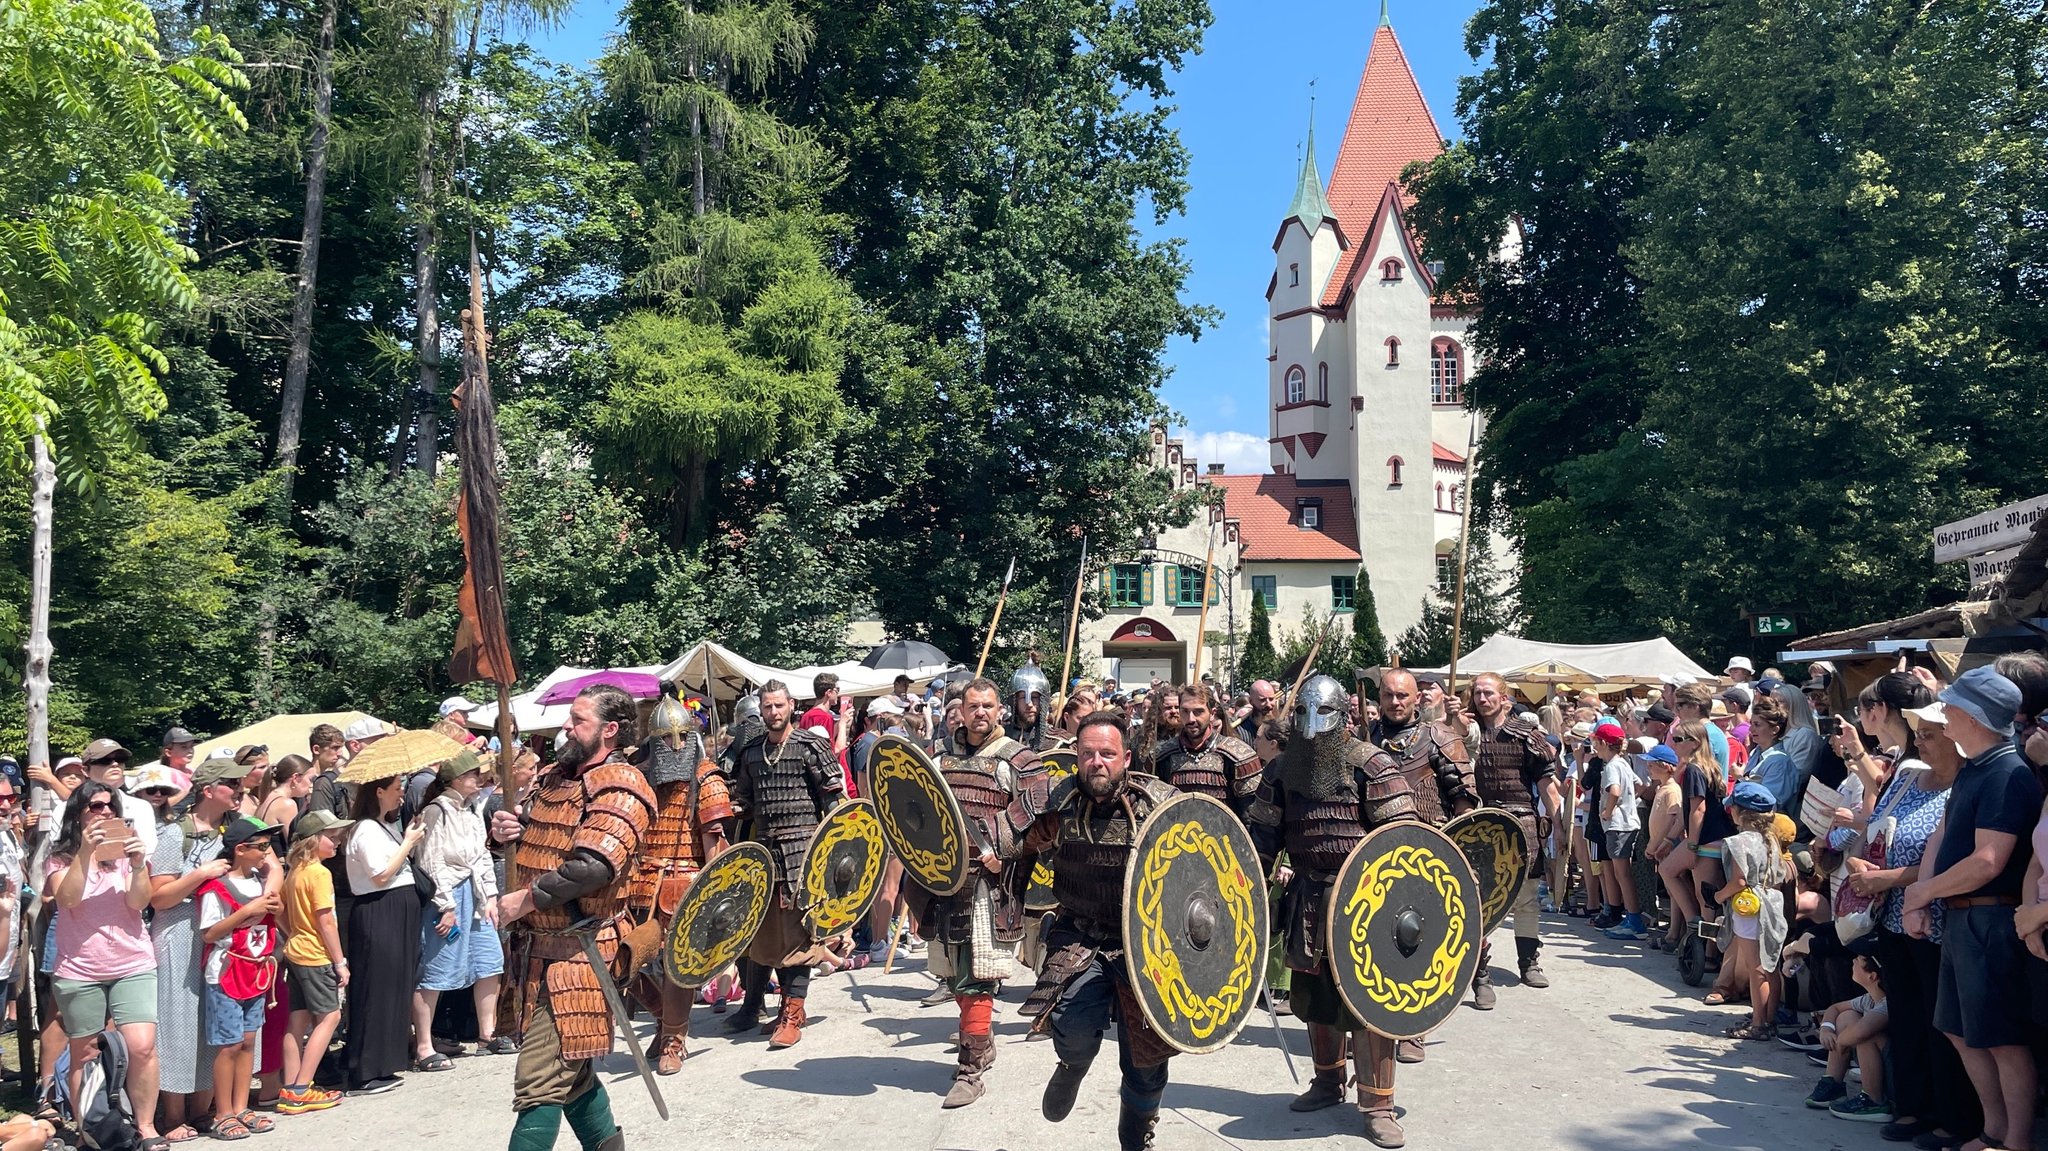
top-left (1429, 635), bottom-right (1716, 685)
top-left (655, 640), bottom-right (952, 706)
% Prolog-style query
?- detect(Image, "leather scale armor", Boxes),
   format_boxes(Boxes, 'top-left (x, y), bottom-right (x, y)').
top-left (509, 756), bottom-right (656, 1061)
top-left (732, 729), bottom-right (842, 902)
top-left (1370, 718), bottom-right (1477, 827)
top-left (1470, 716), bottom-right (1560, 876)
top-left (626, 757), bottom-right (732, 919)
top-left (1020, 771), bottom-right (1178, 940)
top-left (924, 732), bottom-right (1040, 946)
top-left (1154, 729), bottom-right (1262, 817)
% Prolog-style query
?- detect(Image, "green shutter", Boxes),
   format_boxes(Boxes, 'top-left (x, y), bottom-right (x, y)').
top-left (1140, 564), bottom-right (1155, 605)
top-left (1162, 564), bottom-right (1180, 606)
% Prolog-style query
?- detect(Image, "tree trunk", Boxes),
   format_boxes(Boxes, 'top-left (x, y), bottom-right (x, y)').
top-left (23, 434), bottom-right (53, 773)
top-left (409, 9), bottom-right (450, 478)
top-left (688, 0), bottom-right (704, 220)
top-left (274, 0), bottom-right (337, 514)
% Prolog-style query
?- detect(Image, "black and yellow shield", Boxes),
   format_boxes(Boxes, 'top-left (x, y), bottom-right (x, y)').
top-left (1326, 821), bottom-right (1482, 1040)
top-left (1443, 807), bottom-right (1527, 936)
top-left (1024, 749), bottom-right (1077, 911)
top-left (662, 841), bottom-right (772, 988)
top-left (800, 799), bottom-right (887, 940)
top-left (1122, 793), bottom-right (1269, 1054)
top-left (869, 733), bottom-right (971, 897)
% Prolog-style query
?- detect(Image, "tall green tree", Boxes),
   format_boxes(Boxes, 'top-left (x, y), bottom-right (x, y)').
top-left (0, 0), bottom-right (246, 484)
top-left (1395, 534), bottom-right (1518, 669)
top-left (1237, 593), bottom-right (1277, 686)
top-left (1346, 565), bottom-right (1389, 670)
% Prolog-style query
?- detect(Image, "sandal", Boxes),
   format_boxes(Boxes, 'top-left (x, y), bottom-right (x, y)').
top-left (140, 1138), bottom-right (171, 1151)
top-left (412, 1052), bottom-right (455, 1072)
top-left (1722, 1023), bottom-right (1773, 1040)
top-left (1703, 992), bottom-right (1732, 1006)
top-left (236, 1110), bottom-right (275, 1134)
top-left (164, 1125), bottom-right (202, 1144)
top-left (210, 1117), bottom-right (251, 1142)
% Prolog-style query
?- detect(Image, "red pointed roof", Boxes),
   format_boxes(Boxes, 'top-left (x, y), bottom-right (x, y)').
top-left (1431, 442), bottom-right (1466, 465)
top-left (1208, 475), bottom-right (1361, 562)
top-left (1320, 20), bottom-right (1444, 307)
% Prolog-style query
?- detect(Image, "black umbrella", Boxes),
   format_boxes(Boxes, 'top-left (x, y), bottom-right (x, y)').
top-left (860, 639), bottom-right (952, 672)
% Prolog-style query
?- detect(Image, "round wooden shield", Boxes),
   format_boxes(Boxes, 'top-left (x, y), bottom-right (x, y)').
top-left (1024, 750), bottom-right (1078, 911)
top-left (1122, 793), bottom-right (1269, 1055)
top-left (1443, 807), bottom-right (1528, 936)
top-left (869, 733), bottom-right (971, 897)
top-left (661, 841), bottom-right (772, 988)
top-left (800, 799), bottom-right (887, 940)
top-left (1326, 821), bottom-right (1483, 1040)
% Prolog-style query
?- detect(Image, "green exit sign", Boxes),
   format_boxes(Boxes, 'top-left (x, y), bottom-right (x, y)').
top-left (1753, 615), bottom-right (1795, 636)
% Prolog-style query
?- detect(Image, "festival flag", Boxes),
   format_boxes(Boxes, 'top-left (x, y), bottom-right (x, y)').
top-left (448, 236), bottom-right (518, 687)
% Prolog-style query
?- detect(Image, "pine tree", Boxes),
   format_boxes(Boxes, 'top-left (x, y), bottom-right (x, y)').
top-left (1394, 534), bottom-right (1518, 669)
top-left (1346, 565), bottom-right (1389, 670)
top-left (1238, 593), bottom-right (1278, 685)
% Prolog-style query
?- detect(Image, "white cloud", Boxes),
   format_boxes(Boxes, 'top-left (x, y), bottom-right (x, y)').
top-left (1178, 429), bottom-right (1270, 476)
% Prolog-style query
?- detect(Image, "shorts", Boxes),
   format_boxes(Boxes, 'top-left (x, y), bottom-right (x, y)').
top-left (1604, 829), bottom-right (1642, 862)
top-left (1935, 904), bottom-right (2030, 1049)
top-left (52, 971), bottom-right (158, 1035)
top-left (1731, 913), bottom-right (1760, 941)
top-left (1695, 843), bottom-right (1724, 862)
top-left (203, 981), bottom-right (267, 1047)
top-left (287, 961), bottom-right (341, 1016)
top-left (1585, 823), bottom-right (1608, 863)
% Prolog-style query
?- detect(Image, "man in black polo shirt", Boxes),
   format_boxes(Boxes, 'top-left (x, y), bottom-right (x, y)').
top-left (1902, 667), bottom-right (2040, 1151)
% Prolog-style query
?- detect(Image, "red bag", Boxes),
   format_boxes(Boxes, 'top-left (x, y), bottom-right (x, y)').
top-left (199, 878), bottom-right (278, 1003)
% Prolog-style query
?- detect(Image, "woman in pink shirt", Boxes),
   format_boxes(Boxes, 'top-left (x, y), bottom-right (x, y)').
top-left (46, 780), bottom-right (165, 1148)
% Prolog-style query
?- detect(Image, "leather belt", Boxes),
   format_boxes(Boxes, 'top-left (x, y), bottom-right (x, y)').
top-left (1943, 895), bottom-right (2021, 910)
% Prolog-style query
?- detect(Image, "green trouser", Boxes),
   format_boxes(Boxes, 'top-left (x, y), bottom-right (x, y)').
top-left (508, 990), bottom-right (619, 1151)
top-left (1266, 937), bottom-right (1292, 994)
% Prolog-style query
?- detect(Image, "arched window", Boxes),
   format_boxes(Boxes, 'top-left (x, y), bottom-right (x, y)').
top-left (1387, 456), bottom-right (1404, 487)
top-left (1431, 339), bottom-right (1463, 405)
top-left (1384, 337), bottom-right (1400, 367)
top-left (1316, 362), bottom-right (1329, 401)
top-left (1289, 263), bottom-right (1300, 288)
top-left (1451, 483), bottom-right (1463, 512)
top-left (1435, 481), bottom-right (1445, 510)
top-left (1380, 258), bottom-right (1403, 282)
top-left (1284, 365), bottom-right (1305, 405)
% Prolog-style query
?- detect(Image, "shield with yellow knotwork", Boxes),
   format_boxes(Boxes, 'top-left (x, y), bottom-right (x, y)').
top-left (1121, 792), bottom-right (1268, 1054)
top-left (869, 733), bottom-right (970, 897)
top-left (1443, 807), bottom-right (1527, 936)
top-left (1024, 749), bottom-right (1076, 912)
top-left (1326, 821), bottom-right (1482, 1040)
top-left (661, 841), bottom-right (772, 988)
top-left (800, 799), bottom-right (887, 940)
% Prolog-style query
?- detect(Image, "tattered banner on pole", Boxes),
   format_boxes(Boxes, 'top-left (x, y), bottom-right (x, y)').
top-left (448, 238), bottom-right (518, 689)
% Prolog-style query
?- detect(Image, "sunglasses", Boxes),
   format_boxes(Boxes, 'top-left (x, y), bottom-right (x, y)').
top-left (85, 801), bottom-right (117, 813)
top-left (86, 757), bottom-right (125, 768)
top-left (1672, 735), bottom-right (1700, 744)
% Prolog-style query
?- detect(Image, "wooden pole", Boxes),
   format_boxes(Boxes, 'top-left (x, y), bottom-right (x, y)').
top-left (973, 557), bottom-right (1017, 680)
top-left (1055, 536), bottom-right (1089, 717)
top-left (1284, 611), bottom-right (1339, 712)
top-left (1445, 414), bottom-right (1480, 694)
top-left (18, 429), bottom-right (53, 1083)
top-left (1189, 516), bottom-right (1219, 684)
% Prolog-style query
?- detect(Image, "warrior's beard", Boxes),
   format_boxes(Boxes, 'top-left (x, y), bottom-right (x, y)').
top-left (559, 731), bottom-right (599, 770)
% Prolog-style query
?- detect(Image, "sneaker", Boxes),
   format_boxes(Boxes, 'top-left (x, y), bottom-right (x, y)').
top-left (1830, 1093), bottom-right (1894, 1123)
top-left (1590, 908), bottom-right (1621, 930)
top-left (1779, 1031), bottom-right (1824, 1052)
top-left (347, 1077), bottom-right (401, 1096)
top-left (276, 1087), bottom-right (339, 1115)
top-left (1805, 1076), bottom-right (1848, 1109)
top-left (1603, 913), bottom-right (1650, 941)
top-left (1806, 1050), bottom-right (1828, 1067)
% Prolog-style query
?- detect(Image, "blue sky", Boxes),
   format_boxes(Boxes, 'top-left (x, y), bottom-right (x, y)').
top-left (524, 0), bottom-right (1487, 474)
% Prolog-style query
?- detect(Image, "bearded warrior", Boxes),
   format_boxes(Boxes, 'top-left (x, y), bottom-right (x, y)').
top-left (1246, 675), bottom-right (1419, 1149)
top-left (725, 679), bottom-right (845, 1049)
top-left (1012, 713), bottom-right (1182, 1151)
top-left (1466, 672), bottom-right (1562, 1005)
top-left (622, 695), bottom-right (730, 1074)
top-left (492, 685), bottom-right (657, 1151)
top-left (914, 677), bottom-right (1046, 1108)
top-left (1151, 682), bottom-right (1261, 820)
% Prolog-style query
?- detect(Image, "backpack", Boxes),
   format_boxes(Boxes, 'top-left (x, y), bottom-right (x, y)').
top-left (44, 1029), bottom-right (139, 1151)
top-left (198, 877), bottom-right (278, 1002)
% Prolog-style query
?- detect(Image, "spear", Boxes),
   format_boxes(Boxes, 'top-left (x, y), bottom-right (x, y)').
top-left (1446, 413), bottom-right (1480, 694)
top-left (1054, 536), bottom-right (1089, 715)
top-left (1189, 515), bottom-right (1219, 683)
top-left (973, 556), bottom-right (1018, 680)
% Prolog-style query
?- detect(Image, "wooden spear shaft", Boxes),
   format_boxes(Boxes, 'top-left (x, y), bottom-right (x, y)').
top-left (1189, 517), bottom-right (1219, 684)
top-left (973, 557), bottom-right (1017, 680)
top-left (1055, 536), bottom-right (1089, 714)
top-left (1445, 413), bottom-right (1480, 694)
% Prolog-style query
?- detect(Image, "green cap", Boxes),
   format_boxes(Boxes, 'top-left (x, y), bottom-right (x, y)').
top-left (291, 810), bottom-right (355, 842)
top-left (437, 747), bottom-right (484, 785)
top-left (191, 755), bottom-right (247, 790)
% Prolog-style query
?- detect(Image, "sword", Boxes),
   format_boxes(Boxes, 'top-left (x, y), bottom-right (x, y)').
top-left (1261, 988), bottom-right (1299, 1084)
top-left (574, 922), bottom-right (671, 1121)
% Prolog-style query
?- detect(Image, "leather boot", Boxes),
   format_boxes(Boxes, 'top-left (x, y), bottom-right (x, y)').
top-left (1041, 1059), bottom-right (1090, 1122)
top-left (650, 1029), bottom-right (687, 1075)
top-left (921, 983), bottom-right (954, 1008)
top-left (1395, 1038), bottom-right (1425, 1064)
top-left (942, 1033), bottom-right (995, 1109)
top-left (724, 987), bottom-right (764, 1034)
top-left (1470, 965), bottom-right (1496, 1011)
top-left (1291, 1024), bottom-right (1347, 1112)
top-left (1360, 1106), bottom-right (1406, 1149)
top-left (1117, 1105), bottom-right (1159, 1151)
top-left (767, 997), bottom-right (808, 1049)
top-left (591, 1133), bottom-right (625, 1151)
top-left (1516, 937), bottom-right (1550, 988)
top-left (1356, 1032), bottom-right (1403, 1148)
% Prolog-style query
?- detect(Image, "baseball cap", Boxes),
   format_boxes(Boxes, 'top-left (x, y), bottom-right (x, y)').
top-left (343, 717), bottom-right (389, 742)
top-left (1904, 700), bottom-right (1948, 729)
top-left (1725, 656), bottom-right (1755, 675)
top-left (162, 726), bottom-right (197, 747)
top-left (1721, 685), bottom-right (1753, 709)
top-left (1593, 722), bottom-right (1626, 745)
top-left (437, 748), bottom-right (484, 785)
top-left (439, 695), bottom-right (480, 718)
top-left (1639, 744), bottom-right (1680, 767)
top-left (128, 764), bottom-right (179, 796)
top-left (292, 810), bottom-right (356, 842)
top-left (1728, 780), bottom-right (1775, 812)
top-left (191, 756), bottom-right (247, 789)
top-left (1939, 666), bottom-right (2021, 737)
top-left (80, 738), bottom-right (130, 765)
top-left (222, 816), bottom-right (285, 854)
top-left (1645, 704), bottom-right (1676, 725)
